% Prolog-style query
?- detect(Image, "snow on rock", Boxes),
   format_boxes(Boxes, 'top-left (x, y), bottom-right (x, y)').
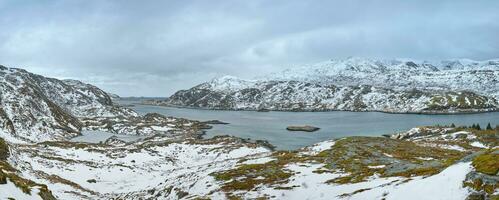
top-left (239, 162), bottom-right (472, 200)
top-left (470, 141), bottom-right (487, 148)
top-left (416, 157), bottom-right (435, 161)
top-left (390, 126), bottom-right (495, 152)
top-left (11, 136), bottom-right (272, 199)
top-left (150, 125), bottom-right (172, 131)
top-left (367, 165), bottom-right (386, 169)
top-left (242, 157), bottom-right (275, 165)
top-left (0, 179), bottom-right (43, 200)
top-left (301, 139), bottom-right (336, 155)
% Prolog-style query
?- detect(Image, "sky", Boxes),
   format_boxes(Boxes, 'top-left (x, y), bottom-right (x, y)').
top-left (1, 0), bottom-right (498, 96)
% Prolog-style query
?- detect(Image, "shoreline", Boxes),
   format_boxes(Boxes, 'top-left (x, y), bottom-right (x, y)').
top-left (137, 102), bottom-right (499, 115)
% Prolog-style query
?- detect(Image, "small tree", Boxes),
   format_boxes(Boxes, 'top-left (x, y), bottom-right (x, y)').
top-left (450, 123), bottom-right (456, 128)
top-left (471, 124), bottom-right (476, 129)
top-left (486, 123), bottom-right (492, 130)
top-left (476, 124), bottom-right (481, 130)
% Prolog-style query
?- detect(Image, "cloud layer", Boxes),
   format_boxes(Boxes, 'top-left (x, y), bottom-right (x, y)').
top-left (1, 0), bottom-right (498, 96)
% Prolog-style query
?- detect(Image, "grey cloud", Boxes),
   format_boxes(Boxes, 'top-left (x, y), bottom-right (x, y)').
top-left (0, 0), bottom-right (498, 96)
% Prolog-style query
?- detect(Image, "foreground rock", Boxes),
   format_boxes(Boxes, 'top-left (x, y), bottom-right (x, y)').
top-left (152, 58), bottom-right (499, 113)
top-left (286, 125), bottom-right (320, 132)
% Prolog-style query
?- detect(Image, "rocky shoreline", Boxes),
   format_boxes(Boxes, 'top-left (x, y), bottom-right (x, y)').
top-left (141, 101), bottom-right (499, 115)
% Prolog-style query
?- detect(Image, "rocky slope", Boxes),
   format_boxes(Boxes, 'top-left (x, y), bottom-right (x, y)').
top-left (0, 66), bottom-right (133, 142)
top-left (157, 58), bottom-right (499, 113)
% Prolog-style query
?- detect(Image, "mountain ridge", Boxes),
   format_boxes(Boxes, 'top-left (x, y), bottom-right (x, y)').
top-left (152, 58), bottom-right (499, 113)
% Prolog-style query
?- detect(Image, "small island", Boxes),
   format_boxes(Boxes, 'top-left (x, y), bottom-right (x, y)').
top-left (202, 120), bottom-right (230, 125)
top-left (286, 125), bottom-right (320, 132)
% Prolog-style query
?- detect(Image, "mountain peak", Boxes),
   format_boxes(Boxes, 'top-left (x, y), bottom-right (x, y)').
top-left (207, 75), bottom-right (255, 92)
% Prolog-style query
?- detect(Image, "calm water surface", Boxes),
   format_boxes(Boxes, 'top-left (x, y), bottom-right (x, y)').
top-left (119, 99), bottom-right (498, 150)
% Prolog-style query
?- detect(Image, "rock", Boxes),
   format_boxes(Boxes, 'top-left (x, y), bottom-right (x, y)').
top-left (197, 124), bottom-right (213, 129)
top-left (103, 136), bottom-right (127, 146)
top-left (202, 120), bottom-right (230, 125)
top-left (455, 133), bottom-right (468, 139)
top-left (286, 125), bottom-right (320, 132)
top-left (87, 179), bottom-right (97, 183)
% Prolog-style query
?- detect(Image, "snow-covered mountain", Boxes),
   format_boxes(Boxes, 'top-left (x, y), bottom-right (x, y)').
top-left (159, 58), bottom-right (499, 113)
top-left (268, 57), bottom-right (499, 98)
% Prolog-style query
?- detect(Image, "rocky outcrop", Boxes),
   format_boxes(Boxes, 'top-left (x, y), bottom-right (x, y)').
top-left (286, 125), bottom-right (320, 132)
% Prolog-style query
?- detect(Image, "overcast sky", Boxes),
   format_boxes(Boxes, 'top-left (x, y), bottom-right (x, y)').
top-left (1, 0), bottom-right (498, 96)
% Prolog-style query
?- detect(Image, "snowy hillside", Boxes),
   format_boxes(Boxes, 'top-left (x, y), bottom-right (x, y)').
top-left (0, 65), bottom-right (208, 143)
top-left (158, 58), bottom-right (499, 113)
top-left (4, 126), bottom-right (497, 199)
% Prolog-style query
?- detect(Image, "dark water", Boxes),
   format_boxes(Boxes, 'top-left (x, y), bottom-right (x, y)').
top-left (118, 99), bottom-right (498, 150)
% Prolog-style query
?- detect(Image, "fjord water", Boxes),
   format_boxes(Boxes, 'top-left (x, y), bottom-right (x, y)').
top-left (120, 99), bottom-right (498, 150)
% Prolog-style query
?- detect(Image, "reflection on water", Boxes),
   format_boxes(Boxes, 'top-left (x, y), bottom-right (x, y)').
top-left (118, 99), bottom-right (498, 150)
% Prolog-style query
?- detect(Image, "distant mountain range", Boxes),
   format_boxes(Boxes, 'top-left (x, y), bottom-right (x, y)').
top-left (151, 57), bottom-right (499, 113)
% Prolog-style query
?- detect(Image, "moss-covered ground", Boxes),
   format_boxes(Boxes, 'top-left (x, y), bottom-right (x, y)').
top-left (212, 136), bottom-right (469, 197)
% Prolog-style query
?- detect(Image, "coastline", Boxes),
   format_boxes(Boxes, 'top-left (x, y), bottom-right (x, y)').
top-left (138, 101), bottom-right (499, 115)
